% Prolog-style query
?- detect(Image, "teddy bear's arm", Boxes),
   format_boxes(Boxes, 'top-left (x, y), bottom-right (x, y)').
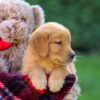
top-left (0, 58), bottom-right (9, 72)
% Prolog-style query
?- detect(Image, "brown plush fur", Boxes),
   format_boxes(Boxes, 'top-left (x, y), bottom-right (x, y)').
top-left (22, 22), bottom-right (76, 93)
top-left (0, 0), bottom-right (45, 72)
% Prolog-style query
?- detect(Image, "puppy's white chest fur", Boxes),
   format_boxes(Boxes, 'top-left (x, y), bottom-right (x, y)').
top-left (39, 59), bottom-right (58, 74)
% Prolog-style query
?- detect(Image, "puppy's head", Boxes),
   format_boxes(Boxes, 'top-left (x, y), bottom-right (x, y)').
top-left (29, 22), bottom-right (75, 65)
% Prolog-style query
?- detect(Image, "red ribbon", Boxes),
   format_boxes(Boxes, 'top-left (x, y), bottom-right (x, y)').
top-left (0, 38), bottom-right (12, 51)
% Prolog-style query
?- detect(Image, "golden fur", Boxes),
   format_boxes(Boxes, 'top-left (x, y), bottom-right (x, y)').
top-left (22, 22), bottom-right (76, 93)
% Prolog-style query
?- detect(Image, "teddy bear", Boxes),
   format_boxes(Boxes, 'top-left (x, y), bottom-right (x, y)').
top-left (0, 0), bottom-right (45, 72)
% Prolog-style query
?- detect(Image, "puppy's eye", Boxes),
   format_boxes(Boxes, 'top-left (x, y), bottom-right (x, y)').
top-left (55, 41), bottom-right (62, 45)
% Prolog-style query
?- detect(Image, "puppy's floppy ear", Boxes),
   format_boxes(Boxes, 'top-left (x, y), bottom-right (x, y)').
top-left (31, 5), bottom-right (45, 29)
top-left (29, 32), bottom-right (49, 57)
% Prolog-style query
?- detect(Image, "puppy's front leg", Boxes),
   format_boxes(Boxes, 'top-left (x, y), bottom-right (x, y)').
top-left (48, 67), bottom-right (69, 93)
top-left (29, 67), bottom-right (47, 90)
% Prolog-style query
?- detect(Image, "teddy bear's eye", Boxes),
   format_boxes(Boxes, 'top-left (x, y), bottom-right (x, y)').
top-left (2, 17), bottom-right (6, 21)
top-left (21, 18), bottom-right (27, 22)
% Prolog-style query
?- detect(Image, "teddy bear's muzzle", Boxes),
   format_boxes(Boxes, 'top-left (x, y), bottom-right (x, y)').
top-left (0, 37), bottom-right (12, 51)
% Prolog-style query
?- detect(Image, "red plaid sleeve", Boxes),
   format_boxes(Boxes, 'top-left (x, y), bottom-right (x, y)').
top-left (0, 81), bottom-right (21, 100)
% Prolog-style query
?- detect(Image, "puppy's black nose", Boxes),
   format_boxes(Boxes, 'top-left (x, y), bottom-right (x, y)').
top-left (69, 53), bottom-right (75, 59)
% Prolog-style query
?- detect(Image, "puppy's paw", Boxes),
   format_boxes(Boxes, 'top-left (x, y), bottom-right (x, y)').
top-left (48, 75), bottom-right (65, 93)
top-left (31, 73), bottom-right (47, 90)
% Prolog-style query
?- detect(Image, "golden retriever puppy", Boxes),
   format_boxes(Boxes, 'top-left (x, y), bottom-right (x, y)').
top-left (21, 22), bottom-right (76, 93)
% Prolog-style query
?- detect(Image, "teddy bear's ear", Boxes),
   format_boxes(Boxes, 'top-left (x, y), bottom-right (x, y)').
top-left (31, 5), bottom-right (45, 29)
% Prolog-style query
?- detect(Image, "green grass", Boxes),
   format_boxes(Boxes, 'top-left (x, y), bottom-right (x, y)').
top-left (76, 54), bottom-right (100, 100)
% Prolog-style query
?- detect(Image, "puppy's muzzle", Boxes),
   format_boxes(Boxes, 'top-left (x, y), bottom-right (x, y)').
top-left (69, 52), bottom-right (76, 61)
top-left (70, 53), bottom-right (75, 59)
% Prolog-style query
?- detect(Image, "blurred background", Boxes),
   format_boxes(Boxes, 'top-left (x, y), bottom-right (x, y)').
top-left (26, 0), bottom-right (100, 100)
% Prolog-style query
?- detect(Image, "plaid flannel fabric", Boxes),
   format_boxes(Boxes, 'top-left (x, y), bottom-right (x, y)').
top-left (0, 72), bottom-right (75, 100)
top-left (0, 81), bottom-right (20, 100)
